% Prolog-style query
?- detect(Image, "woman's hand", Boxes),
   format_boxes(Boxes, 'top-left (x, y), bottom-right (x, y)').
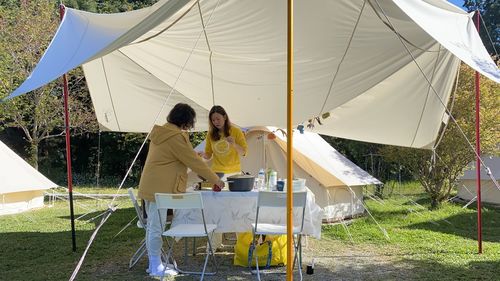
top-left (226, 136), bottom-right (245, 156)
top-left (197, 151), bottom-right (210, 160)
top-left (216, 180), bottom-right (225, 188)
top-left (226, 136), bottom-right (235, 145)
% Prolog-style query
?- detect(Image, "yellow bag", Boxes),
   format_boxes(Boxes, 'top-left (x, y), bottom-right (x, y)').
top-left (233, 232), bottom-right (287, 267)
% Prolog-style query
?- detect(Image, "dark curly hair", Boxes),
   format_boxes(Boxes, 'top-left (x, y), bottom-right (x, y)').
top-left (167, 103), bottom-right (196, 129)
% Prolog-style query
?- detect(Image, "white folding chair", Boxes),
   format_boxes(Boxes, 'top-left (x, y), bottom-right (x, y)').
top-left (127, 188), bottom-right (169, 271)
top-left (251, 191), bottom-right (307, 281)
top-left (155, 192), bottom-right (218, 280)
top-left (127, 188), bottom-right (148, 269)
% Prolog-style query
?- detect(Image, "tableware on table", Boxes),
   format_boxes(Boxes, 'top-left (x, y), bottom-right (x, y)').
top-left (276, 180), bottom-right (285, 191)
top-left (283, 178), bottom-right (306, 191)
top-left (227, 174), bottom-right (255, 191)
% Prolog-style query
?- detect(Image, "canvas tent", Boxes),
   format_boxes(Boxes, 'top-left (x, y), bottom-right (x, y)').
top-left (189, 127), bottom-right (382, 220)
top-left (6, 0), bottom-right (500, 150)
top-left (457, 156), bottom-right (500, 205)
top-left (0, 140), bottom-right (57, 215)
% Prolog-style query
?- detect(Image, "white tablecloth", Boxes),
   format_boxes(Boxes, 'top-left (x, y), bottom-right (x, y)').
top-left (172, 189), bottom-right (323, 239)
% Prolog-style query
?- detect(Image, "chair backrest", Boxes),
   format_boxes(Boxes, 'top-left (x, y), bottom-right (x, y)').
top-left (128, 188), bottom-right (147, 228)
top-left (155, 192), bottom-right (203, 210)
top-left (155, 192), bottom-right (211, 234)
top-left (255, 191), bottom-right (308, 233)
top-left (257, 191), bottom-right (307, 208)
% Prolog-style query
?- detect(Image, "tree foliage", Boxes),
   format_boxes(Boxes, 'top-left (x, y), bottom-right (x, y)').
top-left (63, 0), bottom-right (158, 13)
top-left (381, 63), bottom-right (500, 209)
top-left (464, 0), bottom-right (500, 57)
top-left (0, 0), bottom-right (98, 169)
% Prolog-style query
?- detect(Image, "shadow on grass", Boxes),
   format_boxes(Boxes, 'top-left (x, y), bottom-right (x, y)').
top-left (0, 207), bottom-right (151, 281)
top-left (306, 249), bottom-right (500, 281)
top-left (402, 257), bottom-right (500, 281)
top-left (405, 207), bottom-right (500, 243)
top-left (402, 196), bottom-right (431, 206)
top-left (307, 251), bottom-right (500, 281)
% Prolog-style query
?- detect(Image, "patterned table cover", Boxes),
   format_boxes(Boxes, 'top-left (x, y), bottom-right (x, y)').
top-left (172, 189), bottom-right (323, 238)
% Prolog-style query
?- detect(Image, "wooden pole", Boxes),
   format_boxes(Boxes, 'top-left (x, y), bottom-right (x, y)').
top-left (60, 4), bottom-right (77, 252)
top-left (286, 0), bottom-right (294, 279)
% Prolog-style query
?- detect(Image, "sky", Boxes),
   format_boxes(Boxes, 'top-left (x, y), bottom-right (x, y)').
top-left (448, 0), bottom-right (466, 10)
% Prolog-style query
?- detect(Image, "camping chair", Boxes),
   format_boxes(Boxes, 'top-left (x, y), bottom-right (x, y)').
top-left (155, 192), bottom-right (218, 280)
top-left (127, 188), bottom-right (170, 270)
top-left (251, 191), bottom-right (307, 281)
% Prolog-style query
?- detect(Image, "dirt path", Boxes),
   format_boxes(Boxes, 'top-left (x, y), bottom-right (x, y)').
top-left (140, 236), bottom-right (415, 281)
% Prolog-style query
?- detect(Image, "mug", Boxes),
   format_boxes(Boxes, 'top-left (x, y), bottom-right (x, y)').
top-left (276, 180), bottom-right (285, 191)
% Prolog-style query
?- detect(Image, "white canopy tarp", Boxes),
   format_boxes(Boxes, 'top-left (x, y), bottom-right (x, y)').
top-left (0, 140), bottom-right (57, 215)
top-left (6, 0), bottom-right (500, 148)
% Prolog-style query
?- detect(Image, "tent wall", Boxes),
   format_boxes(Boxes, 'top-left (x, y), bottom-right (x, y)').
top-left (0, 190), bottom-right (45, 216)
top-left (458, 180), bottom-right (500, 205)
top-left (0, 140), bottom-right (57, 215)
top-left (457, 156), bottom-right (500, 205)
top-left (188, 128), bottom-right (378, 220)
top-left (311, 185), bottom-right (365, 222)
top-left (243, 130), bottom-right (368, 220)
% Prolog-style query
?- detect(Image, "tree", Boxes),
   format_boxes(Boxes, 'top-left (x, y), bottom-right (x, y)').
top-left (381, 62), bottom-right (500, 209)
top-left (0, 0), bottom-right (97, 169)
top-left (62, 0), bottom-right (159, 13)
top-left (464, 0), bottom-right (499, 57)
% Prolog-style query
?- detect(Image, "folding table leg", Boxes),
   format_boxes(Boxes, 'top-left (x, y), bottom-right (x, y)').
top-left (193, 237), bottom-right (196, 256)
top-left (292, 235), bottom-right (303, 281)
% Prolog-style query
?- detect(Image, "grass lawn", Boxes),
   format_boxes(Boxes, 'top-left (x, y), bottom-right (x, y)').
top-left (0, 183), bottom-right (499, 280)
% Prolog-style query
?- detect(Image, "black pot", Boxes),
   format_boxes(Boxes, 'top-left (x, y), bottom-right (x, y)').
top-left (227, 174), bottom-right (255, 192)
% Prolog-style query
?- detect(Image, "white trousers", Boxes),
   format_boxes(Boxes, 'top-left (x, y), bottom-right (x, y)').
top-left (145, 201), bottom-right (167, 257)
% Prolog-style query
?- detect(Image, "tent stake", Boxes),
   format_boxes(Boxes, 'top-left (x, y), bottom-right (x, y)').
top-left (60, 4), bottom-right (77, 252)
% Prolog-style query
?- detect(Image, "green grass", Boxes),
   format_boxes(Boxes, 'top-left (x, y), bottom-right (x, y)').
top-left (1, 183), bottom-right (499, 280)
top-left (0, 193), bottom-right (145, 281)
top-left (323, 182), bottom-right (500, 281)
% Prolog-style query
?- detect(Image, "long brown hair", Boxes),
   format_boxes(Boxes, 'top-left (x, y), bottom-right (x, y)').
top-left (208, 105), bottom-right (231, 141)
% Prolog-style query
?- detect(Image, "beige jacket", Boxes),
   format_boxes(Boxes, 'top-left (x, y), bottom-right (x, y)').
top-left (138, 123), bottom-right (220, 202)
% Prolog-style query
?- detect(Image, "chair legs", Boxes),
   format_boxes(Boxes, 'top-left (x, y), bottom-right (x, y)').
top-left (129, 239), bottom-right (147, 269)
top-left (292, 235), bottom-right (303, 281)
top-left (251, 234), bottom-right (303, 281)
top-left (249, 234), bottom-right (262, 281)
top-left (129, 236), bottom-right (170, 272)
top-left (164, 233), bottom-right (218, 281)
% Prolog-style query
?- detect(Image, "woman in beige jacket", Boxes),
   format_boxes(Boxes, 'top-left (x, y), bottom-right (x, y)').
top-left (138, 103), bottom-right (223, 277)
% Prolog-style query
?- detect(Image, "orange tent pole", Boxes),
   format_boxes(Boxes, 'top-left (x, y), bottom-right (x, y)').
top-left (286, 0), bottom-right (294, 279)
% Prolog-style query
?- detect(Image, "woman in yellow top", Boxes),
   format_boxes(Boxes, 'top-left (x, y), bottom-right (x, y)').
top-left (201, 105), bottom-right (248, 178)
top-left (138, 103), bottom-right (224, 277)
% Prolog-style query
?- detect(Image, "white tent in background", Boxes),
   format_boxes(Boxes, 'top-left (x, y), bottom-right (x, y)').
top-left (6, 0), bottom-right (500, 150)
top-left (0, 140), bottom-right (58, 215)
top-left (189, 127), bottom-right (382, 221)
top-left (457, 156), bottom-right (500, 205)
